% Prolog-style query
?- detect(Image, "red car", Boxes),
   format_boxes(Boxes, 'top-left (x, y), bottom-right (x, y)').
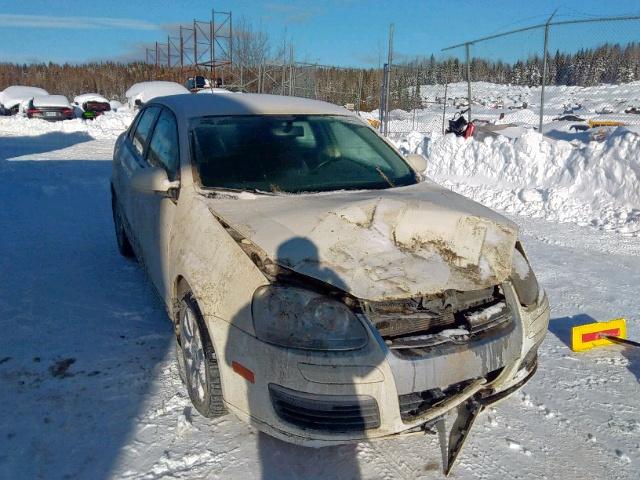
top-left (27, 95), bottom-right (74, 121)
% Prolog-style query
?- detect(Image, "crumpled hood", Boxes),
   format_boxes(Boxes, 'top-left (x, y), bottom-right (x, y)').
top-left (206, 181), bottom-right (519, 301)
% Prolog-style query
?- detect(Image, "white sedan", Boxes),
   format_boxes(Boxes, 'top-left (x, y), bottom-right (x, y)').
top-left (110, 93), bottom-right (549, 473)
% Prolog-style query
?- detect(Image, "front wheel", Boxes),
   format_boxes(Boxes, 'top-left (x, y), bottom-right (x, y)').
top-left (178, 293), bottom-right (226, 418)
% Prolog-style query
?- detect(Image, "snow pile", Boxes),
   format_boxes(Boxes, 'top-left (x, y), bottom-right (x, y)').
top-left (394, 128), bottom-right (640, 235)
top-left (0, 85), bottom-right (49, 110)
top-left (125, 81), bottom-right (189, 108)
top-left (73, 93), bottom-right (110, 105)
top-left (32, 95), bottom-right (70, 108)
top-left (0, 110), bottom-right (134, 139)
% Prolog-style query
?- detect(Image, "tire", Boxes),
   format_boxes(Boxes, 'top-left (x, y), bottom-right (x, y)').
top-left (111, 193), bottom-right (135, 259)
top-left (177, 292), bottom-right (226, 418)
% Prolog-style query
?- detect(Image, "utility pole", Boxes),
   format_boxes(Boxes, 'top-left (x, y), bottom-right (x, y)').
top-left (384, 23), bottom-right (394, 136)
top-left (539, 10), bottom-right (557, 134)
top-left (465, 42), bottom-right (472, 122)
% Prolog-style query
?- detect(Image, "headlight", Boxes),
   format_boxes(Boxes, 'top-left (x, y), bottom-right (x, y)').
top-left (511, 244), bottom-right (540, 307)
top-left (252, 285), bottom-right (368, 351)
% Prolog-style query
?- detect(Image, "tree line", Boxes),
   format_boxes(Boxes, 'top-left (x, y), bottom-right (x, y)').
top-left (0, 42), bottom-right (638, 112)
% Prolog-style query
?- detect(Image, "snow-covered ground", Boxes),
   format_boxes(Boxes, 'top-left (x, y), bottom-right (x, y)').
top-left (1, 101), bottom-right (639, 479)
top-left (365, 81), bottom-right (640, 136)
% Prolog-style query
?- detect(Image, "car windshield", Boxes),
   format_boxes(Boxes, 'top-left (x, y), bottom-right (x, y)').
top-left (190, 115), bottom-right (416, 193)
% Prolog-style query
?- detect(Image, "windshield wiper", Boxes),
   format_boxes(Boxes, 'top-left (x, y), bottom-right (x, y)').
top-left (375, 166), bottom-right (395, 188)
top-left (203, 187), bottom-right (274, 198)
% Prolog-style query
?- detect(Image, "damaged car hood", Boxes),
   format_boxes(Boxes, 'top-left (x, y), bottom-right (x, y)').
top-left (205, 181), bottom-right (519, 301)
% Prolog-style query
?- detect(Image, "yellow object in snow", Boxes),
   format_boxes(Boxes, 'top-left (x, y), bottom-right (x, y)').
top-left (571, 318), bottom-right (627, 352)
top-left (588, 119), bottom-right (625, 128)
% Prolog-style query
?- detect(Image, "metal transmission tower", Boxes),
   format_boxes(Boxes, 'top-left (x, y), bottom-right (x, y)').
top-left (194, 9), bottom-right (233, 79)
top-left (143, 8), bottom-right (232, 82)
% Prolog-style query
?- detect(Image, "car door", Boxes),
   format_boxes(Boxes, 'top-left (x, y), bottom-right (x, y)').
top-left (116, 105), bottom-right (161, 253)
top-left (136, 107), bottom-right (180, 302)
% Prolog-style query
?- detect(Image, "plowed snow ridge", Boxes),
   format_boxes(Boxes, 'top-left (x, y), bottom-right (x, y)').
top-left (394, 128), bottom-right (640, 235)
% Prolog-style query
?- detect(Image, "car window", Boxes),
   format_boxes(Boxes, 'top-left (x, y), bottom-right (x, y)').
top-left (132, 106), bottom-right (160, 156)
top-left (147, 109), bottom-right (179, 179)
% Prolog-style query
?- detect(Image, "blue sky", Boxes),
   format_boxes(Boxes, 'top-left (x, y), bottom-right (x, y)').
top-left (0, 0), bottom-right (638, 66)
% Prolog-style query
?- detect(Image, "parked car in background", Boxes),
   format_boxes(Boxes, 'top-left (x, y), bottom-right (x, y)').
top-left (125, 81), bottom-right (189, 109)
top-left (110, 93), bottom-right (549, 473)
top-left (73, 93), bottom-right (111, 119)
top-left (26, 95), bottom-right (74, 121)
top-left (0, 85), bottom-right (49, 115)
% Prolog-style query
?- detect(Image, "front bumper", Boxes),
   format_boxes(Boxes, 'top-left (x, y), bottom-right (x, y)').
top-left (211, 286), bottom-right (550, 447)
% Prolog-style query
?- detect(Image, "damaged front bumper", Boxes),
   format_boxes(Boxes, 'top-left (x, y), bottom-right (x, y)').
top-left (214, 286), bottom-right (550, 448)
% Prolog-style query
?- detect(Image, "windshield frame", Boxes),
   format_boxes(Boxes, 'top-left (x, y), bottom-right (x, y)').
top-left (188, 113), bottom-right (419, 195)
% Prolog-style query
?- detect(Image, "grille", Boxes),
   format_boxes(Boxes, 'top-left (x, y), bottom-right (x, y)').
top-left (362, 287), bottom-right (513, 357)
top-left (269, 384), bottom-right (380, 432)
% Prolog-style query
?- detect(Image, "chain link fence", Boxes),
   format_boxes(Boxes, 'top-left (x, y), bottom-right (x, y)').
top-left (143, 13), bottom-right (640, 140)
top-left (432, 15), bottom-right (640, 138)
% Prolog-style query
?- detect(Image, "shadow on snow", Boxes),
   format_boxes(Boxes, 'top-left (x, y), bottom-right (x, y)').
top-left (0, 132), bottom-right (174, 479)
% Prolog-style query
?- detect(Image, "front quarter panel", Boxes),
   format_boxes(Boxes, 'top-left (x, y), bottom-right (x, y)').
top-left (169, 194), bottom-right (269, 335)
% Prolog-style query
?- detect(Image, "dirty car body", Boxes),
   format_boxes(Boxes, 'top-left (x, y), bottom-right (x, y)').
top-left (110, 93), bottom-right (549, 454)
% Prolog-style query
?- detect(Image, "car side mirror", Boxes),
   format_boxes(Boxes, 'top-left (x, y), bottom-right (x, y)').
top-left (134, 99), bottom-right (142, 106)
top-left (131, 166), bottom-right (179, 196)
top-left (405, 153), bottom-right (427, 174)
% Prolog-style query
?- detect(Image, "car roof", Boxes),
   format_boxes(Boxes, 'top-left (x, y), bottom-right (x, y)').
top-left (150, 93), bottom-right (353, 119)
top-left (32, 95), bottom-right (70, 107)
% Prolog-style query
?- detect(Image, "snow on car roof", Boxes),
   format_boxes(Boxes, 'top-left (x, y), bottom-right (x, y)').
top-left (153, 93), bottom-right (353, 118)
top-left (0, 85), bottom-right (49, 108)
top-left (125, 81), bottom-right (189, 105)
top-left (32, 95), bottom-right (70, 108)
top-left (74, 93), bottom-right (109, 104)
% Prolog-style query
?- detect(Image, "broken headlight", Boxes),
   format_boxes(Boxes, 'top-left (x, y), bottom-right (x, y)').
top-left (252, 285), bottom-right (368, 351)
top-left (510, 244), bottom-right (540, 307)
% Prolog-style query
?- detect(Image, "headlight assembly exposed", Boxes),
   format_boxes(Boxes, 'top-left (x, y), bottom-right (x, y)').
top-left (511, 244), bottom-right (540, 307)
top-left (252, 285), bottom-right (368, 351)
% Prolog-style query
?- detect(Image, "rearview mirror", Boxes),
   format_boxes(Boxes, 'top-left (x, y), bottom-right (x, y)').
top-left (132, 166), bottom-right (179, 196)
top-left (405, 153), bottom-right (427, 174)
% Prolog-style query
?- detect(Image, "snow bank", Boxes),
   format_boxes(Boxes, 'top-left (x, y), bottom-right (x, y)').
top-left (0, 110), bottom-right (134, 139)
top-left (394, 129), bottom-right (640, 235)
top-left (125, 81), bottom-right (189, 108)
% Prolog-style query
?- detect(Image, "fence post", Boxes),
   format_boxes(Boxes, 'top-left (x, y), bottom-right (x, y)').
top-left (379, 63), bottom-right (387, 132)
top-left (442, 81), bottom-right (448, 134)
top-left (356, 70), bottom-right (364, 114)
top-left (167, 35), bottom-right (171, 68)
top-left (384, 23), bottom-right (394, 136)
top-left (179, 27), bottom-right (184, 73)
top-left (539, 10), bottom-right (556, 134)
top-left (465, 42), bottom-right (472, 122)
